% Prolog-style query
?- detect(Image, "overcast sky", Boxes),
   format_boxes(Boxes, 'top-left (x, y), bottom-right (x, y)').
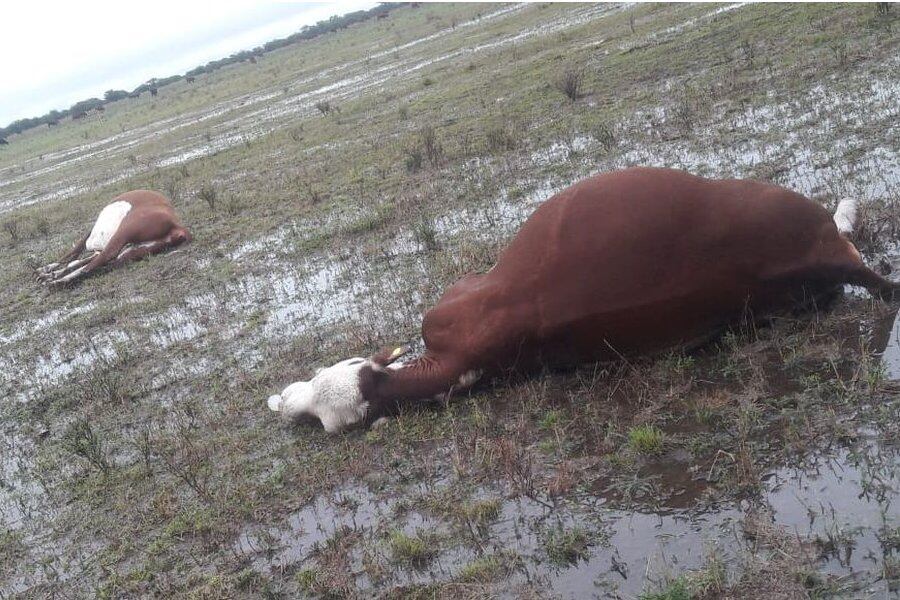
top-left (1, 2), bottom-right (376, 127)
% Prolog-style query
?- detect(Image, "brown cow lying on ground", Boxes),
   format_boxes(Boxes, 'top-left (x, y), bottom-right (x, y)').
top-left (37, 190), bottom-right (191, 286)
top-left (267, 167), bottom-right (896, 432)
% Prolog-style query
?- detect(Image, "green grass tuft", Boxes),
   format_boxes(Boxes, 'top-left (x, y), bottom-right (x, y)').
top-left (628, 424), bottom-right (665, 455)
top-left (640, 578), bottom-right (693, 600)
top-left (458, 554), bottom-right (505, 583)
top-left (543, 525), bottom-right (591, 566)
top-left (388, 529), bottom-right (439, 566)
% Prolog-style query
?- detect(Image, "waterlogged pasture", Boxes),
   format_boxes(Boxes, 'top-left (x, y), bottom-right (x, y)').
top-left (1, 3), bottom-right (899, 598)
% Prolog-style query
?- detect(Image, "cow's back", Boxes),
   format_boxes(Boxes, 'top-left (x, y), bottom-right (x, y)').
top-left (458, 167), bottom-right (853, 365)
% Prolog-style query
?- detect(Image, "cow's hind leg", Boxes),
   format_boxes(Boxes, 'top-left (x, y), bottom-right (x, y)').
top-left (845, 264), bottom-right (900, 301)
top-left (835, 233), bottom-right (899, 300)
top-left (826, 200), bottom-right (898, 300)
top-left (108, 237), bottom-right (177, 268)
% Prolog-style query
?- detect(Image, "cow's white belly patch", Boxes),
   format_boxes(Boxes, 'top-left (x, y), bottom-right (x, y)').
top-left (86, 201), bottom-right (131, 251)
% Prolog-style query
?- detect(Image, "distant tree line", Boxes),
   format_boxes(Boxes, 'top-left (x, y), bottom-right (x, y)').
top-left (185, 3), bottom-right (395, 78)
top-left (0, 2), bottom-right (399, 140)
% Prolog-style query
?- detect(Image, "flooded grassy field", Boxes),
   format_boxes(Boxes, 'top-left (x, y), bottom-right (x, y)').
top-left (1, 3), bottom-right (898, 598)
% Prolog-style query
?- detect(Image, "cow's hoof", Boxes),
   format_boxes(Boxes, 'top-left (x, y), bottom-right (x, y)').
top-left (369, 417), bottom-right (391, 430)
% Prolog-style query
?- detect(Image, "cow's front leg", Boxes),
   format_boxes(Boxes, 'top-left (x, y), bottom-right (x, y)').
top-left (37, 232), bottom-right (91, 276)
top-left (47, 234), bottom-right (129, 287)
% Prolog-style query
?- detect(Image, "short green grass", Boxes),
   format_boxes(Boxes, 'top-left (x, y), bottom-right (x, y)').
top-left (640, 578), bottom-right (693, 600)
top-left (461, 498), bottom-right (502, 527)
top-left (543, 525), bottom-right (592, 567)
top-left (457, 554), bottom-right (509, 583)
top-left (628, 424), bottom-right (666, 455)
top-left (388, 529), bottom-right (440, 566)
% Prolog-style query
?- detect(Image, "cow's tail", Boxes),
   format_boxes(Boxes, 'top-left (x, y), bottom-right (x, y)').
top-left (833, 198), bottom-right (859, 236)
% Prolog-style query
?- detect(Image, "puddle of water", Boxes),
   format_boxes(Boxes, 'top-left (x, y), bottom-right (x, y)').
top-left (0, 300), bottom-right (97, 345)
top-left (233, 482), bottom-right (397, 571)
top-left (872, 309), bottom-right (900, 381)
top-left (229, 423), bottom-right (896, 597)
top-left (766, 437), bottom-right (898, 584)
top-left (0, 431), bottom-right (46, 531)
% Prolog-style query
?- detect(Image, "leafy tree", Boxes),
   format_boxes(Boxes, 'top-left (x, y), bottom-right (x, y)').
top-left (104, 89), bottom-right (129, 102)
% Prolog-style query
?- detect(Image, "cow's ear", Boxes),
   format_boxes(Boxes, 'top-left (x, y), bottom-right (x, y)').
top-left (358, 363), bottom-right (389, 426)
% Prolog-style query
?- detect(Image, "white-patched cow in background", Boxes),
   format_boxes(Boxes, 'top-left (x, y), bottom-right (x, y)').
top-left (37, 190), bottom-right (192, 285)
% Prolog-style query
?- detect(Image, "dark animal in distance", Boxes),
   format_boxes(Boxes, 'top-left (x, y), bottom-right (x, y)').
top-left (0, 138), bottom-right (7, 145)
top-left (186, 76), bottom-right (196, 83)
top-left (37, 190), bottom-right (191, 286)
top-left (267, 167), bottom-right (896, 432)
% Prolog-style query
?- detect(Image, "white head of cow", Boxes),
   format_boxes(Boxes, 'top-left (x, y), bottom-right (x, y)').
top-left (267, 357), bottom-right (369, 432)
top-left (266, 347), bottom-right (409, 432)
